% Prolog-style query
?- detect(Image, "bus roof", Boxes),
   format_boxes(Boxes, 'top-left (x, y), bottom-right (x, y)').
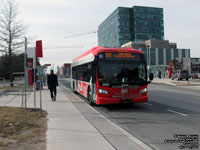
top-left (72, 46), bottom-right (143, 62)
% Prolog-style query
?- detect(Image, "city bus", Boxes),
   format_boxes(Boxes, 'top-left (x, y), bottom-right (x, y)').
top-left (71, 46), bottom-right (153, 105)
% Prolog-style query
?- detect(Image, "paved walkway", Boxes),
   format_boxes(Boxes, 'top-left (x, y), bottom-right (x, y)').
top-left (0, 84), bottom-right (151, 150)
top-left (152, 78), bottom-right (200, 90)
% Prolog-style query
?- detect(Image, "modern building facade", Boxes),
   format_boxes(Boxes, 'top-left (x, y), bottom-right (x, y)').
top-left (98, 6), bottom-right (164, 47)
top-left (190, 58), bottom-right (200, 73)
top-left (122, 40), bottom-right (190, 66)
top-left (59, 63), bottom-right (71, 78)
top-left (122, 39), bottom-right (190, 77)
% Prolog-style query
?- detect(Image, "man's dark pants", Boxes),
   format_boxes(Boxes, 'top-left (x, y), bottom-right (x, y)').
top-left (50, 88), bottom-right (56, 100)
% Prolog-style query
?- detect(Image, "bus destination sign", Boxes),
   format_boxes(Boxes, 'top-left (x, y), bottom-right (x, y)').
top-left (99, 52), bottom-right (140, 60)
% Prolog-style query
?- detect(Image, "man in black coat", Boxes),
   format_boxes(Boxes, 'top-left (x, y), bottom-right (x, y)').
top-left (47, 70), bottom-right (58, 101)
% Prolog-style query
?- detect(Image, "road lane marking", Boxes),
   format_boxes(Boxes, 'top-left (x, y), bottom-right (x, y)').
top-left (144, 103), bottom-right (153, 106)
top-left (168, 109), bottom-right (188, 117)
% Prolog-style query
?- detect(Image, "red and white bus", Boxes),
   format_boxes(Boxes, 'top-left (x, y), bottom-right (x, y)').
top-left (71, 46), bottom-right (153, 105)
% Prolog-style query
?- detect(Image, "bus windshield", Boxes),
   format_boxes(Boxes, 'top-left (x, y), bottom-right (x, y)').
top-left (98, 60), bottom-right (147, 86)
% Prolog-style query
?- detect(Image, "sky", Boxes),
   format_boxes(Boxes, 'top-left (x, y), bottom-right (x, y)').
top-left (3, 0), bottom-right (200, 71)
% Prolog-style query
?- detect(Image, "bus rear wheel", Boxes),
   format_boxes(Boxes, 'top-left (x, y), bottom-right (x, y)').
top-left (88, 88), bottom-right (95, 106)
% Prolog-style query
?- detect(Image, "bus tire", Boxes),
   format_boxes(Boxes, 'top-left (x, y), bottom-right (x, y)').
top-left (88, 88), bottom-right (95, 106)
top-left (72, 82), bottom-right (76, 93)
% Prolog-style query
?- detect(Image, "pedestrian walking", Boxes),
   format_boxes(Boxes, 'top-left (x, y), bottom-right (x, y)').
top-left (158, 70), bottom-right (161, 79)
top-left (47, 70), bottom-right (58, 101)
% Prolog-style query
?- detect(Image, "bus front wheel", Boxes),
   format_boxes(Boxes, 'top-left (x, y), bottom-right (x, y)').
top-left (87, 88), bottom-right (95, 106)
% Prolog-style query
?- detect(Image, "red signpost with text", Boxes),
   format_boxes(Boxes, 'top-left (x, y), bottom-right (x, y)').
top-left (36, 40), bottom-right (43, 58)
top-left (28, 40), bottom-right (43, 85)
top-left (28, 61), bottom-right (33, 85)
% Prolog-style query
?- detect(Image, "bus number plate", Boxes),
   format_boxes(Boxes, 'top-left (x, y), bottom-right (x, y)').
top-left (121, 89), bottom-right (128, 93)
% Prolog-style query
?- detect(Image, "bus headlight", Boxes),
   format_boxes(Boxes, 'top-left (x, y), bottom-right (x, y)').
top-left (98, 89), bottom-right (108, 94)
top-left (140, 88), bottom-right (147, 94)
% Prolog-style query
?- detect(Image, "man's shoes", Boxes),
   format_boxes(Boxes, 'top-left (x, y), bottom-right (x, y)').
top-left (52, 96), bottom-right (56, 101)
top-left (51, 95), bottom-right (56, 101)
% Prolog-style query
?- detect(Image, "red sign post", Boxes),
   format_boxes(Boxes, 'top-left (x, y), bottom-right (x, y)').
top-left (28, 61), bottom-right (33, 85)
top-left (168, 62), bottom-right (173, 78)
top-left (36, 40), bottom-right (43, 58)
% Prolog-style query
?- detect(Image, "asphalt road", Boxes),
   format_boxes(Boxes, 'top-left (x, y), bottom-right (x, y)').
top-left (60, 79), bottom-right (200, 150)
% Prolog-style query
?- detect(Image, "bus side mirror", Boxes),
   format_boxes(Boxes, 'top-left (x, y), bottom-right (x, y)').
top-left (149, 73), bottom-right (154, 81)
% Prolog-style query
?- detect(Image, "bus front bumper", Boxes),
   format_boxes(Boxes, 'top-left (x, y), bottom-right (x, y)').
top-left (97, 96), bottom-right (148, 105)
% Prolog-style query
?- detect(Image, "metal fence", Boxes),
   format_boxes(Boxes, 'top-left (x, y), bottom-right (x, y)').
top-left (0, 79), bottom-right (32, 96)
top-left (0, 77), bottom-right (7, 88)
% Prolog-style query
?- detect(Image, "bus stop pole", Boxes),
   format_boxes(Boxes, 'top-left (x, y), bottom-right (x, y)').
top-left (40, 75), bottom-right (42, 116)
top-left (24, 37), bottom-right (28, 124)
top-left (21, 85), bottom-right (24, 107)
top-left (33, 47), bottom-right (36, 108)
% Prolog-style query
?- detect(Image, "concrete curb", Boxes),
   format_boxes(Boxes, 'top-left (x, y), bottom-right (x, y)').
top-left (152, 81), bottom-right (200, 87)
top-left (0, 89), bottom-right (7, 95)
top-left (89, 106), bottom-right (157, 150)
top-left (151, 82), bottom-right (176, 86)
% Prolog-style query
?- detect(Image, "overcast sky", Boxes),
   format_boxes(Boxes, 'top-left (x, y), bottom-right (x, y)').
top-left (9, 0), bottom-right (200, 70)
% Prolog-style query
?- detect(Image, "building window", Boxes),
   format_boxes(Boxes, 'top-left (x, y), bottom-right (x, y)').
top-left (182, 49), bottom-right (185, 58)
top-left (142, 48), bottom-right (147, 62)
top-left (158, 48), bottom-right (163, 65)
top-left (174, 49), bottom-right (178, 58)
top-left (166, 48), bottom-right (171, 65)
top-left (150, 48), bottom-right (156, 65)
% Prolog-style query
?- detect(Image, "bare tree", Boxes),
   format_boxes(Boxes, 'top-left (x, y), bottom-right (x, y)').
top-left (0, 0), bottom-right (26, 86)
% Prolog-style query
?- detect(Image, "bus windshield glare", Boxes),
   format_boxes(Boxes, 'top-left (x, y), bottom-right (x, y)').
top-left (98, 53), bottom-right (147, 86)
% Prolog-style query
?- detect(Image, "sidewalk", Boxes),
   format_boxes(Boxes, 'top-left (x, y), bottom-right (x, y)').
top-left (0, 84), bottom-right (151, 150)
top-left (152, 78), bottom-right (200, 90)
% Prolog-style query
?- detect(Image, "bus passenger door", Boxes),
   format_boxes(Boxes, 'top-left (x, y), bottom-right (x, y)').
top-left (91, 63), bottom-right (97, 102)
top-left (76, 80), bottom-right (78, 91)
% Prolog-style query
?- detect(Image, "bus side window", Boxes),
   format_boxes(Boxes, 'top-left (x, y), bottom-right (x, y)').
top-left (72, 67), bottom-right (77, 79)
top-left (83, 72), bottom-right (87, 81)
top-left (77, 66), bottom-right (82, 80)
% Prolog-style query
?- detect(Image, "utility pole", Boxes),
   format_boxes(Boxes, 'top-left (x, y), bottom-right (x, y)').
top-left (64, 31), bottom-right (96, 38)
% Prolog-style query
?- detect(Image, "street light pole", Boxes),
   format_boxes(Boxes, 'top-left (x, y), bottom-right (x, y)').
top-left (187, 60), bottom-right (190, 85)
top-left (147, 45), bottom-right (150, 75)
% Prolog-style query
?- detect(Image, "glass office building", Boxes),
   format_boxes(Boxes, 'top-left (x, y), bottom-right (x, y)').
top-left (98, 7), bottom-right (131, 47)
top-left (98, 5), bottom-right (191, 76)
top-left (98, 6), bottom-right (164, 47)
top-left (132, 6), bottom-right (164, 42)
top-left (98, 8), bottom-right (119, 47)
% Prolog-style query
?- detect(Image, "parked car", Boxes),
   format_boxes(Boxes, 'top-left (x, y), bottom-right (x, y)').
top-left (191, 73), bottom-right (198, 79)
top-left (176, 70), bottom-right (189, 81)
